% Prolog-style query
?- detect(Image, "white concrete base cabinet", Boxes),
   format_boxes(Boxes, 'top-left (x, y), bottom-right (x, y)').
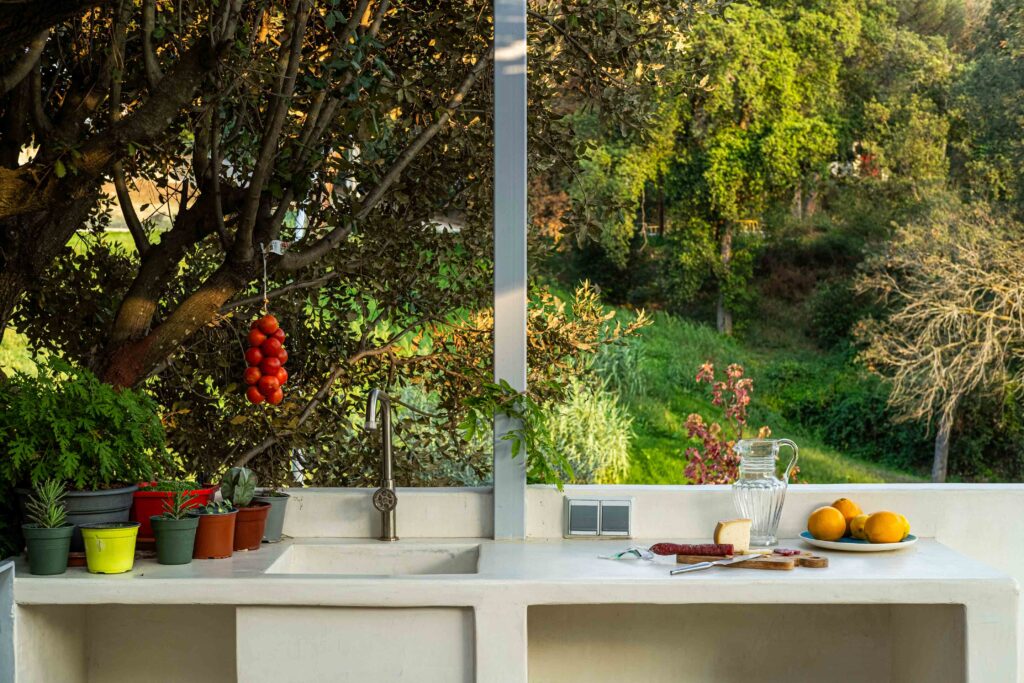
top-left (5, 485), bottom-right (1022, 682)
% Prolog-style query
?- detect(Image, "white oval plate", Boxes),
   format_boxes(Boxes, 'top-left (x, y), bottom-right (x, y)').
top-left (800, 531), bottom-right (918, 552)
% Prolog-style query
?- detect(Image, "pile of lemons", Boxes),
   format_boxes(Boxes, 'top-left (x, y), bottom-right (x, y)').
top-left (807, 498), bottom-right (911, 543)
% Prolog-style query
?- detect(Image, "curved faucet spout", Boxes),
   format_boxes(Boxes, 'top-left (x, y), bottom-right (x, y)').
top-left (364, 388), bottom-right (398, 541)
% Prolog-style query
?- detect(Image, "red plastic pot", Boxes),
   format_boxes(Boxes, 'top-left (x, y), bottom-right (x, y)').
top-left (131, 483), bottom-right (218, 540)
top-left (233, 503), bottom-right (270, 551)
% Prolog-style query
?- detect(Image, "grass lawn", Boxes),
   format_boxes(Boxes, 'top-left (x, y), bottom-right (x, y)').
top-left (605, 312), bottom-right (924, 484)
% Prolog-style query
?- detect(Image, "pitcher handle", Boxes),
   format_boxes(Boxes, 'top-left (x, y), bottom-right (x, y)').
top-left (777, 439), bottom-right (799, 483)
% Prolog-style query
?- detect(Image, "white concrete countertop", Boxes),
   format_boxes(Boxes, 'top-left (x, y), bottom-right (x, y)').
top-left (12, 537), bottom-right (1016, 607)
top-left (11, 537), bottom-right (1019, 681)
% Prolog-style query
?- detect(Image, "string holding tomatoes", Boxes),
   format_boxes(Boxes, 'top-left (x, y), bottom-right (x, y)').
top-left (244, 314), bottom-right (289, 405)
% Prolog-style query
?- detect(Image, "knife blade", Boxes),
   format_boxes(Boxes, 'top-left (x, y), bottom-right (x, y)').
top-left (669, 555), bottom-right (751, 575)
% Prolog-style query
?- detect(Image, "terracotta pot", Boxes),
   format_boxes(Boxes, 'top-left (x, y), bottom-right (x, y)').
top-left (233, 503), bottom-right (270, 552)
top-left (191, 509), bottom-right (237, 559)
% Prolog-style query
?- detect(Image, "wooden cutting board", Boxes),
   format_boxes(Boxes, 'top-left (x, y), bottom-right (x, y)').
top-left (675, 550), bottom-right (828, 571)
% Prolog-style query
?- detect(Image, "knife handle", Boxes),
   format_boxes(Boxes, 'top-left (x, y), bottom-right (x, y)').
top-left (670, 562), bottom-right (713, 575)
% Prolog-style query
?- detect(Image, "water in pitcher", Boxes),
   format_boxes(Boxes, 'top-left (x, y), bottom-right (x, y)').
top-left (732, 439), bottom-right (799, 547)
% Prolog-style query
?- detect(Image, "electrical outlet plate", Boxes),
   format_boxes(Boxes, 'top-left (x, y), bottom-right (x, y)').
top-left (564, 496), bottom-right (634, 538)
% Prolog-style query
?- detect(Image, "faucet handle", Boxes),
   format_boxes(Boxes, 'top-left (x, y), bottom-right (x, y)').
top-left (372, 487), bottom-right (397, 512)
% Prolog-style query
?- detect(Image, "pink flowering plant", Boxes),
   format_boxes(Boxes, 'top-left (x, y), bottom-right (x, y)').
top-left (683, 362), bottom-right (773, 484)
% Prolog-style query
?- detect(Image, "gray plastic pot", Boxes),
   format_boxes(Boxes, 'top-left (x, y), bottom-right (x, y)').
top-left (253, 491), bottom-right (290, 543)
top-left (18, 484), bottom-right (138, 552)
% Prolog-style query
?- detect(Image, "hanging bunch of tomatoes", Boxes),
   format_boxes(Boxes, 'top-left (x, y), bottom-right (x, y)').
top-left (243, 314), bottom-right (289, 405)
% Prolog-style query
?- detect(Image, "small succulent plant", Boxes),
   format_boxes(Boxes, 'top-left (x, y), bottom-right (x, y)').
top-left (220, 467), bottom-right (257, 508)
top-left (25, 479), bottom-right (68, 528)
top-left (199, 499), bottom-right (235, 514)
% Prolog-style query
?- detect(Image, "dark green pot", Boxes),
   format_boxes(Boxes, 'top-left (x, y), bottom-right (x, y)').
top-left (22, 523), bottom-right (74, 575)
top-left (150, 515), bottom-right (199, 565)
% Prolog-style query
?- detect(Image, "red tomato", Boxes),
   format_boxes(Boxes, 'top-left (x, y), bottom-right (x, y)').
top-left (244, 347), bottom-right (263, 366)
top-left (257, 314), bottom-right (279, 335)
top-left (261, 337), bottom-right (283, 357)
top-left (277, 348), bottom-right (288, 364)
top-left (260, 357), bottom-right (281, 374)
top-left (243, 367), bottom-right (262, 385)
top-left (257, 375), bottom-right (280, 396)
top-left (273, 327), bottom-right (285, 342)
top-left (248, 329), bottom-right (267, 347)
top-left (267, 388), bottom-right (284, 405)
top-left (245, 386), bottom-right (265, 404)
top-left (276, 367), bottom-right (288, 385)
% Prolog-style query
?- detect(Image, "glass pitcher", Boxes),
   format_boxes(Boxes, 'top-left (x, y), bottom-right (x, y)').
top-left (732, 439), bottom-right (799, 547)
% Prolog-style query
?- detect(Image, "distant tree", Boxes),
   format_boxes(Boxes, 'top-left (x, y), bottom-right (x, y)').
top-left (856, 201), bottom-right (1024, 481)
top-left (954, 0), bottom-right (1024, 213)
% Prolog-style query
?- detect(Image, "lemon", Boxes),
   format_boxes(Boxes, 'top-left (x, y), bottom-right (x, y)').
top-left (849, 514), bottom-right (869, 540)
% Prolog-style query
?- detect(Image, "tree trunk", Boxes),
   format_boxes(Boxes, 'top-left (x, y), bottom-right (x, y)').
top-left (717, 222), bottom-right (733, 336)
top-left (102, 263), bottom-right (250, 387)
top-left (931, 412), bottom-right (953, 483)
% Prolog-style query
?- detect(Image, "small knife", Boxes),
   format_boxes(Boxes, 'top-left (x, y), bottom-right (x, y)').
top-left (670, 555), bottom-right (751, 575)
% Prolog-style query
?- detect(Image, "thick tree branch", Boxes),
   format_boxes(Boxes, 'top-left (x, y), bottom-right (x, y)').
top-left (142, 0), bottom-right (163, 88)
top-left (112, 163), bottom-right (149, 255)
top-left (279, 48), bottom-right (493, 271)
top-left (0, 29), bottom-right (48, 94)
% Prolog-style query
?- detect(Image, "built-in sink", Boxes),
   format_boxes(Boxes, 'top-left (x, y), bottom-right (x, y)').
top-left (265, 542), bottom-right (481, 576)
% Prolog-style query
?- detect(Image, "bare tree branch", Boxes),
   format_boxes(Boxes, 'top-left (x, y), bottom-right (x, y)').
top-left (220, 271), bottom-right (344, 312)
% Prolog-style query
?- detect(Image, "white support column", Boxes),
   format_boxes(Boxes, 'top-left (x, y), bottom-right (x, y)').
top-left (493, 0), bottom-right (528, 539)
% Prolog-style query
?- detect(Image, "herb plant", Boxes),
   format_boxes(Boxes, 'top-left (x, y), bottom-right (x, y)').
top-left (25, 479), bottom-right (68, 529)
top-left (0, 357), bottom-right (167, 490)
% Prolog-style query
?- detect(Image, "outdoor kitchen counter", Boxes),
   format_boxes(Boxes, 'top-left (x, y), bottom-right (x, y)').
top-left (10, 538), bottom-right (1019, 682)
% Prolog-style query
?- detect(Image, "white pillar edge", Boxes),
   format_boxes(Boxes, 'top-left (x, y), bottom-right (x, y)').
top-left (492, 0), bottom-right (528, 539)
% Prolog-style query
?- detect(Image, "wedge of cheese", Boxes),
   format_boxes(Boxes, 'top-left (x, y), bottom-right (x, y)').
top-left (713, 518), bottom-right (752, 553)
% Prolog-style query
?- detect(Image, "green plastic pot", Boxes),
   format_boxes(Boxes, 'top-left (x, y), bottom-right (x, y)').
top-left (80, 521), bottom-right (140, 574)
top-left (150, 515), bottom-right (199, 565)
top-left (22, 523), bottom-right (74, 575)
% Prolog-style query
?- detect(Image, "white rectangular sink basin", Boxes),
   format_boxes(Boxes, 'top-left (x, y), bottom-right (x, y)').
top-left (266, 543), bottom-right (480, 576)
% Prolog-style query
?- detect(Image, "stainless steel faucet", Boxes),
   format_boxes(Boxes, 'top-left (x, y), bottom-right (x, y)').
top-left (364, 388), bottom-right (398, 541)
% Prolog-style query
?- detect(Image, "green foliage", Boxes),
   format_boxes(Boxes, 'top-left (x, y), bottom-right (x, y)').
top-left (540, 379), bottom-right (634, 484)
top-left (592, 339), bottom-right (648, 400)
top-left (24, 479), bottom-right (68, 529)
top-left (0, 357), bottom-right (165, 491)
top-left (220, 467), bottom-right (257, 508)
top-left (161, 488), bottom-right (199, 521)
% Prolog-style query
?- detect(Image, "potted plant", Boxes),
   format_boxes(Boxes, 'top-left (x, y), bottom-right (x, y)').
top-left (0, 358), bottom-right (166, 552)
top-left (131, 480), bottom-right (217, 541)
top-left (253, 487), bottom-right (290, 543)
top-left (190, 500), bottom-right (237, 559)
top-left (80, 521), bottom-right (141, 574)
top-left (151, 488), bottom-right (200, 565)
top-left (21, 479), bottom-right (75, 575)
top-left (222, 467), bottom-right (270, 551)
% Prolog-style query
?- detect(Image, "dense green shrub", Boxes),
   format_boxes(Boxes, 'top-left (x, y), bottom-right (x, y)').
top-left (0, 357), bottom-right (166, 490)
top-left (541, 379), bottom-right (633, 484)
